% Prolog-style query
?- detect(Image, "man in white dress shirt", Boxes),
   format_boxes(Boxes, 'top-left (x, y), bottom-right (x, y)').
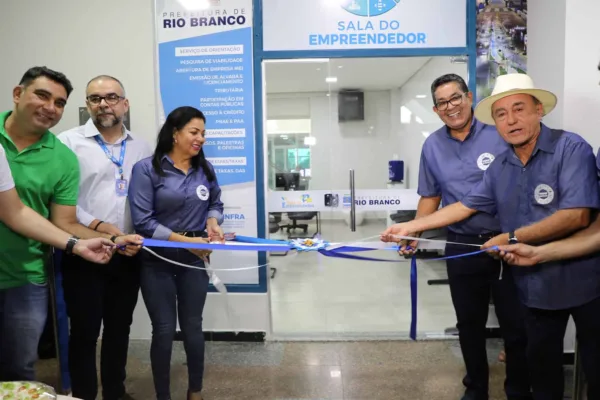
top-left (58, 75), bottom-right (152, 400)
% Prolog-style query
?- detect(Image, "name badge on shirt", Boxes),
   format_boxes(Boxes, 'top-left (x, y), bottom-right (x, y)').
top-left (116, 179), bottom-right (128, 197)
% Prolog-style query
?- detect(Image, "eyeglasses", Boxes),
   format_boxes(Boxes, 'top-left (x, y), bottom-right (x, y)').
top-left (435, 93), bottom-right (467, 111)
top-left (86, 93), bottom-right (124, 106)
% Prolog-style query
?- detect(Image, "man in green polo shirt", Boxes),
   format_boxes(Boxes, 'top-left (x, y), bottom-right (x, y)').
top-left (0, 66), bottom-right (143, 382)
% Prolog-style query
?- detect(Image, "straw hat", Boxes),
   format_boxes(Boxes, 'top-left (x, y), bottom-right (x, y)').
top-left (474, 73), bottom-right (557, 125)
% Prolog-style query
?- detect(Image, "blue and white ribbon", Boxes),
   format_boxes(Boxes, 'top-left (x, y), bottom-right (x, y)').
top-left (140, 234), bottom-right (498, 340)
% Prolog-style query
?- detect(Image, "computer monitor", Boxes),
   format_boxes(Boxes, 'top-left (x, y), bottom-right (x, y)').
top-left (275, 172), bottom-right (300, 190)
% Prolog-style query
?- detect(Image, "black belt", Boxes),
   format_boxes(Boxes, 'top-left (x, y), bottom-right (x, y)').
top-left (447, 231), bottom-right (502, 240)
top-left (176, 231), bottom-right (207, 238)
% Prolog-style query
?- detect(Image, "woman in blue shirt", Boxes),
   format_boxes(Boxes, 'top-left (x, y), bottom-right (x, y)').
top-left (129, 106), bottom-right (224, 400)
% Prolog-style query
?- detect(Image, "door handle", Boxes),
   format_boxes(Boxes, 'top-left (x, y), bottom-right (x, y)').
top-left (349, 169), bottom-right (356, 232)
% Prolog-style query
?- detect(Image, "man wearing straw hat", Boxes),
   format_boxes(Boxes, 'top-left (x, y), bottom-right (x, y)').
top-left (381, 73), bottom-right (600, 399)
top-left (496, 61), bottom-right (600, 267)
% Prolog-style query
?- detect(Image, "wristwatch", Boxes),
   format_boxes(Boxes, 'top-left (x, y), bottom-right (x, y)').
top-left (508, 231), bottom-right (518, 244)
top-left (65, 235), bottom-right (80, 255)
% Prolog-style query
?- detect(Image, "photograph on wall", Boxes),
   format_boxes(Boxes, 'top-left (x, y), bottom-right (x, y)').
top-left (475, 0), bottom-right (527, 102)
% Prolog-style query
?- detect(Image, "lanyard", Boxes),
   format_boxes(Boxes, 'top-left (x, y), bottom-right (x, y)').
top-left (94, 135), bottom-right (127, 178)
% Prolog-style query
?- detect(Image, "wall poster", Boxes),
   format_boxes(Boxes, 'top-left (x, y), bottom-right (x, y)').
top-left (155, 0), bottom-right (258, 285)
top-left (476, 0), bottom-right (527, 101)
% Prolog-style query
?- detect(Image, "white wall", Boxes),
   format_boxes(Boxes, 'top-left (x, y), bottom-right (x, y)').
top-left (267, 91), bottom-right (395, 193)
top-left (0, 0), bottom-right (158, 140)
top-left (528, 0), bottom-right (600, 150)
top-left (0, 0), bottom-right (267, 339)
top-left (267, 97), bottom-right (310, 119)
top-left (562, 1), bottom-right (600, 153)
top-left (527, 0), bottom-right (566, 128)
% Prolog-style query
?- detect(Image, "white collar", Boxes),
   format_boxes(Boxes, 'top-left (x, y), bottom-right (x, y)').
top-left (83, 118), bottom-right (131, 143)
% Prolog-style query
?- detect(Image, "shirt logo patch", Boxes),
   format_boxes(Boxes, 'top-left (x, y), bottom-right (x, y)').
top-left (477, 153), bottom-right (495, 171)
top-left (534, 184), bottom-right (554, 205)
top-left (196, 185), bottom-right (209, 201)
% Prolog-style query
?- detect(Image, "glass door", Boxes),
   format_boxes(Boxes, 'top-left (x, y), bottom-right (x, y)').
top-left (265, 56), bottom-right (472, 339)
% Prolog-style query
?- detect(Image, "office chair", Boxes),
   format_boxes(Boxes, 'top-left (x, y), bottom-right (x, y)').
top-left (268, 213), bottom-right (287, 278)
top-left (286, 211), bottom-right (319, 239)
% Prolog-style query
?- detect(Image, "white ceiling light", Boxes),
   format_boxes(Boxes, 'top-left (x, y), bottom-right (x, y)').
top-left (177, 0), bottom-right (210, 10)
top-left (264, 58), bottom-right (330, 64)
top-left (400, 106), bottom-right (412, 124)
top-left (304, 136), bottom-right (317, 146)
top-left (416, 95), bottom-right (427, 99)
top-left (325, 76), bottom-right (338, 83)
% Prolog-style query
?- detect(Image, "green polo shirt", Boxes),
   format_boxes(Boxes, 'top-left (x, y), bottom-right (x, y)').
top-left (0, 111), bottom-right (80, 289)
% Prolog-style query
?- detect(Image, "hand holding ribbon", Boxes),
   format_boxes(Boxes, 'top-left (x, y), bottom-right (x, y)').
top-left (380, 222), bottom-right (419, 243)
top-left (207, 219), bottom-right (225, 243)
top-left (73, 238), bottom-right (115, 264)
top-left (497, 243), bottom-right (543, 266)
top-left (187, 237), bottom-right (213, 259)
top-left (380, 223), bottom-right (422, 256)
top-left (481, 233), bottom-right (510, 259)
top-left (114, 234), bottom-right (144, 256)
top-left (398, 235), bottom-right (420, 256)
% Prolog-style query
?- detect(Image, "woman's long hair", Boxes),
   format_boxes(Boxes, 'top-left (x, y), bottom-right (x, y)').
top-left (152, 106), bottom-right (216, 182)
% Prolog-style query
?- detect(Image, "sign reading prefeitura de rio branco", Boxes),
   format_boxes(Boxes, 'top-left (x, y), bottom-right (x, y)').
top-left (262, 0), bottom-right (467, 51)
top-left (154, 0), bottom-right (258, 285)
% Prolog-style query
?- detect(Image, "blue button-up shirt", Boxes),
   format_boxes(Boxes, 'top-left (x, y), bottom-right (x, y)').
top-left (462, 124), bottom-right (600, 310)
top-left (596, 150), bottom-right (600, 179)
top-left (129, 155), bottom-right (224, 240)
top-left (418, 117), bottom-right (509, 235)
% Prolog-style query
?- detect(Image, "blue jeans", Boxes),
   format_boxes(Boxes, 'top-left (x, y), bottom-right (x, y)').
top-left (141, 248), bottom-right (209, 400)
top-left (0, 282), bottom-right (49, 380)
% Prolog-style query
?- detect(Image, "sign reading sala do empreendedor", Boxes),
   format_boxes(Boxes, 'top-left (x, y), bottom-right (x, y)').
top-left (262, 0), bottom-right (467, 51)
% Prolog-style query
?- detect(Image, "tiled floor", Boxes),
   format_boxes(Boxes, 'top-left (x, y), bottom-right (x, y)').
top-left (35, 338), bottom-right (567, 400)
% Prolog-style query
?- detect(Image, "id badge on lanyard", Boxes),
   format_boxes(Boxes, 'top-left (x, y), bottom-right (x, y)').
top-left (94, 135), bottom-right (128, 197)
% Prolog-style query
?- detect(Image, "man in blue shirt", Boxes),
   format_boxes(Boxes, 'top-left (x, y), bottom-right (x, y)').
top-left (382, 73), bottom-right (600, 400)
top-left (496, 58), bottom-right (600, 267)
top-left (409, 73), bottom-right (529, 400)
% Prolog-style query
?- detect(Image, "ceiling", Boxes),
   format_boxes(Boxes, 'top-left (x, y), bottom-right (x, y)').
top-left (264, 57), bottom-right (433, 94)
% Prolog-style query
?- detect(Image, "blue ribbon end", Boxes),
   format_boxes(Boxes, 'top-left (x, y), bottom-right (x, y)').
top-left (410, 256), bottom-right (417, 341)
